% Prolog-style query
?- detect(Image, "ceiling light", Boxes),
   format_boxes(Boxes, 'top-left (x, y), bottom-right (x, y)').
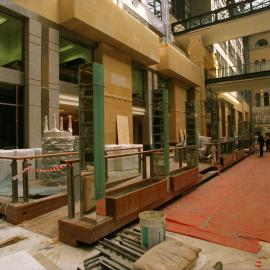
top-left (0, 17), bottom-right (7, 25)
top-left (59, 94), bottom-right (79, 102)
top-left (224, 93), bottom-right (240, 105)
top-left (59, 44), bottom-right (74, 53)
top-left (59, 94), bottom-right (79, 106)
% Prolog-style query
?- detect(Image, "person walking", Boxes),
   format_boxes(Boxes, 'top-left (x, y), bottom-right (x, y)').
top-left (257, 131), bottom-right (265, 157)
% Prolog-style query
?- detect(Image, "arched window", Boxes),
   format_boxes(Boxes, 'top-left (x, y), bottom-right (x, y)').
top-left (255, 93), bottom-right (261, 107)
top-left (255, 60), bottom-right (260, 72)
top-left (264, 92), bottom-right (269, 106)
top-left (262, 59), bottom-right (266, 71)
top-left (255, 39), bottom-right (268, 48)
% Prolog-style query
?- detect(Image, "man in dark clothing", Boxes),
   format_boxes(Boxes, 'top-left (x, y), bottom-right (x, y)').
top-left (258, 131), bottom-right (265, 157)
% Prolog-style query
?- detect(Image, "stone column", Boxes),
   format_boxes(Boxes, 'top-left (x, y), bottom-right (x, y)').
top-left (24, 19), bottom-right (42, 148)
top-left (218, 100), bottom-right (223, 138)
top-left (41, 26), bottom-right (60, 130)
top-left (225, 103), bottom-right (229, 138)
top-left (188, 35), bottom-right (207, 136)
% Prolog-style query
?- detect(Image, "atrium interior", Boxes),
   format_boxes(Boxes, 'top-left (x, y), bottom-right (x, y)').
top-left (0, 0), bottom-right (270, 269)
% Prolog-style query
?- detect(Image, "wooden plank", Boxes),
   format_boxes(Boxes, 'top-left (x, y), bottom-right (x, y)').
top-left (0, 236), bottom-right (26, 248)
top-left (0, 251), bottom-right (46, 270)
top-left (117, 115), bottom-right (130, 144)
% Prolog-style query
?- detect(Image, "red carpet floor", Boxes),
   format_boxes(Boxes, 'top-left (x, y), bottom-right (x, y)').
top-left (164, 153), bottom-right (270, 253)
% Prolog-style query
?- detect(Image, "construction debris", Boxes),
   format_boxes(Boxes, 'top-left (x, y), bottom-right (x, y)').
top-left (0, 235), bottom-right (26, 248)
top-left (82, 228), bottom-right (202, 270)
top-left (83, 228), bottom-right (144, 270)
top-left (134, 238), bottom-right (201, 270)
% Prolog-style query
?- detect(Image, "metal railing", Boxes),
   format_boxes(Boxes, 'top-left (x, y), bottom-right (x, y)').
top-left (0, 144), bottom-right (197, 219)
top-left (105, 145), bottom-right (197, 181)
top-left (172, 0), bottom-right (270, 35)
top-left (206, 60), bottom-right (270, 80)
top-left (0, 152), bottom-right (79, 204)
top-left (211, 136), bottom-right (253, 157)
top-left (65, 145), bottom-right (197, 219)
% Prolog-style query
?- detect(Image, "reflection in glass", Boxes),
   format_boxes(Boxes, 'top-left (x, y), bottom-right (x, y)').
top-left (0, 11), bottom-right (23, 71)
top-left (132, 67), bottom-right (145, 107)
top-left (0, 83), bottom-right (24, 149)
top-left (59, 38), bottom-right (92, 84)
top-left (264, 92), bottom-right (269, 107)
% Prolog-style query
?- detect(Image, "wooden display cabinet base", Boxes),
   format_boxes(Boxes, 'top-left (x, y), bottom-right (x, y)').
top-left (221, 152), bottom-right (236, 170)
top-left (59, 167), bottom-right (200, 247)
top-left (0, 192), bottom-right (67, 224)
top-left (170, 167), bottom-right (199, 192)
top-left (235, 149), bottom-right (245, 161)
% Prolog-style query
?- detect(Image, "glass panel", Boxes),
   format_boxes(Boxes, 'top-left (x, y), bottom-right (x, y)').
top-left (18, 85), bottom-right (24, 105)
top-left (0, 11), bottom-right (23, 71)
top-left (264, 93), bottom-right (269, 106)
top-left (0, 83), bottom-right (16, 104)
top-left (0, 83), bottom-right (24, 149)
top-left (132, 67), bottom-right (145, 102)
top-left (18, 105), bottom-right (24, 148)
top-left (0, 104), bottom-right (16, 149)
top-left (59, 38), bottom-right (93, 84)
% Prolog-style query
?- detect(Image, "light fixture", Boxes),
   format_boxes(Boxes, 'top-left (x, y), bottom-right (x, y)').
top-left (223, 93), bottom-right (240, 105)
top-left (59, 94), bottom-right (79, 106)
top-left (0, 17), bottom-right (7, 25)
top-left (59, 44), bottom-right (74, 53)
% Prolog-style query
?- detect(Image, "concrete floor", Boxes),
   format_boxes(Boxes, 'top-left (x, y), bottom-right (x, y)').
top-left (1, 217), bottom-right (270, 270)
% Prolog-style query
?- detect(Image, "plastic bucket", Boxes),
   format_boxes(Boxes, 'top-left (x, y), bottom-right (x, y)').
top-left (139, 211), bottom-right (166, 249)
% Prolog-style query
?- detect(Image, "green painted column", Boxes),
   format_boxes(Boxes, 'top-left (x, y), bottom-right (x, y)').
top-left (163, 88), bottom-right (170, 176)
top-left (93, 62), bottom-right (105, 200)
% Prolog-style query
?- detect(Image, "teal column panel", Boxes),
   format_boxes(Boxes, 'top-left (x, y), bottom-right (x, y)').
top-left (93, 62), bottom-right (105, 200)
top-left (163, 88), bottom-right (170, 176)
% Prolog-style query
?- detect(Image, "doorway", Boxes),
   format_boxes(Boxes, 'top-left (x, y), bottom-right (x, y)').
top-left (0, 83), bottom-right (24, 149)
top-left (133, 115), bottom-right (144, 144)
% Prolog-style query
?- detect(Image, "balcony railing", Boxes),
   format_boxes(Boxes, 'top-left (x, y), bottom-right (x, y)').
top-left (172, 0), bottom-right (270, 35)
top-left (254, 114), bottom-right (270, 124)
top-left (121, 0), bottom-right (165, 35)
top-left (206, 60), bottom-right (270, 80)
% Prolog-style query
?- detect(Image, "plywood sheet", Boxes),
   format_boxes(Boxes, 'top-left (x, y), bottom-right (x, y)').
top-left (117, 115), bottom-right (130, 144)
top-left (0, 251), bottom-right (46, 270)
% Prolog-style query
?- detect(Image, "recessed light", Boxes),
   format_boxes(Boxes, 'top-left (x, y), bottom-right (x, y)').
top-left (59, 44), bottom-right (74, 53)
top-left (0, 17), bottom-right (7, 25)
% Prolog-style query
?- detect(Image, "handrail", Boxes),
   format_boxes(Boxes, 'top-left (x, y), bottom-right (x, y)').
top-left (172, 0), bottom-right (270, 35)
top-left (206, 60), bottom-right (270, 80)
top-left (105, 146), bottom-right (142, 153)
top-left (105, 145), bottom-right (196, 159)
top-left (0, 151), bottom-right (79, 160)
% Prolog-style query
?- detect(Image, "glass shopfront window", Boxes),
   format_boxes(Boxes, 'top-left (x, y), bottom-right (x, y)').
top-left (0, 83), bottom-right (24, 149)
top-left (132, 67), bottom-right (145, 107)
top-left (59, 38), bottom-right (93, 84)
top-left (0, 11), bottom-right (24, 71)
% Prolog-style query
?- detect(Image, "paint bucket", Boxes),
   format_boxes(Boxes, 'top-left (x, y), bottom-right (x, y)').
top-left (139, 211), bottom-right (166, 249)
